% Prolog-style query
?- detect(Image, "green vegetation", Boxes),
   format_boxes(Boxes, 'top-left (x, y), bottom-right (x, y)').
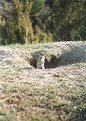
top-left (0, 0), bottom-right (86, 44)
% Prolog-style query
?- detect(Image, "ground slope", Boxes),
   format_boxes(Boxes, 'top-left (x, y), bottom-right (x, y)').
top-left (0, 41), bottom-right (86, 121)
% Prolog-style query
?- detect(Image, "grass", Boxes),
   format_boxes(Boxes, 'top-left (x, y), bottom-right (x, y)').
top-left (0, 43), bottom-right (45, 50)
top-left (0, 83), bottom-right (85, 121)
top-left (0, 41), bottom-right (86, 121)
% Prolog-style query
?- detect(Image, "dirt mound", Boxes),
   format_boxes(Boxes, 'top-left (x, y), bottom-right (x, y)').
top-left (0, 41), bottom-right (86, 70)
top-left (30, 41), bottom-right (86, 68)
top-left (0, 41), bottom-right (86, 121)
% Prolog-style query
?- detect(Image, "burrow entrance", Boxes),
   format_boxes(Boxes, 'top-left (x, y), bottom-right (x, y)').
top-left (30, 51), bottom-right (61, 69)
top-left (29, 44), bottom-right (86, 69)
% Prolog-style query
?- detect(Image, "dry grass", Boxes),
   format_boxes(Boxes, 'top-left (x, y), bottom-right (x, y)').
top-left (0, 41), bottom-right (86, 121)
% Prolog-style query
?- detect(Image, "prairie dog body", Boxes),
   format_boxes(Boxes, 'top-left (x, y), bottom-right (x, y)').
top-left (37, 54), bottom-right (45, 70)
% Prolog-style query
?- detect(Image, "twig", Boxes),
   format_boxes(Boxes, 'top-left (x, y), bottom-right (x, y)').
top-left (0, 94), bottom-right (17, 103)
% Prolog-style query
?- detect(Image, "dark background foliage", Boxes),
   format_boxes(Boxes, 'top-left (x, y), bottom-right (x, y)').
top-left (0, 0), bottom-right (86, 44)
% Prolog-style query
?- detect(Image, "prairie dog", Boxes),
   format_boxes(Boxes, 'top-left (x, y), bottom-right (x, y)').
top-left (37, 53), bottom-right (45, 70)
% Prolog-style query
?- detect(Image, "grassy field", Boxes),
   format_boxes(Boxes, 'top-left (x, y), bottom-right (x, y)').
top-left (0, 41), bottom-right (86, 121)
